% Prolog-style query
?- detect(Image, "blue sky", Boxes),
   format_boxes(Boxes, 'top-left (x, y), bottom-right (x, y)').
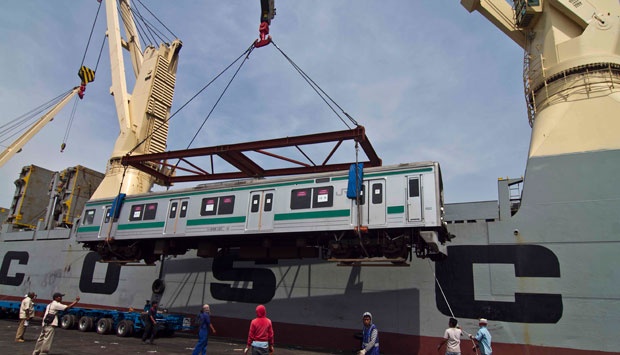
top-left (0, 1), bottom-right (529, 207)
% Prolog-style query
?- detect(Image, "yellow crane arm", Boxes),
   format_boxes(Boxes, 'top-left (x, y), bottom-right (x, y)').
top-left (0, 86), bottom-right (80, 168)
top-left (461, 0), bottom-right (526, 48)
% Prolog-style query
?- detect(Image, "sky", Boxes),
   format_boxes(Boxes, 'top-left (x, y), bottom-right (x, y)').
top-left (0, 0), bottom-right (530, 208)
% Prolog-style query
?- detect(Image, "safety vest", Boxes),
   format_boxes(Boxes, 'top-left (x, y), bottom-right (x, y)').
top-left (362, 324), bottom-right (380, 355)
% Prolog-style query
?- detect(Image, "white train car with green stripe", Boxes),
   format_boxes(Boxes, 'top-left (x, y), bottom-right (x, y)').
top-left (76, 162), bottom-right (450, 263)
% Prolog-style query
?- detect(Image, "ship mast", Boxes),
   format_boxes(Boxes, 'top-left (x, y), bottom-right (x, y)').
top-left (90, 0), bottom-right (182, 200)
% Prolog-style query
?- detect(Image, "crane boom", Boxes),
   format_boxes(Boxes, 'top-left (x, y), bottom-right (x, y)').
top-left (0, 86), bottom-right (80, 168)
top-left (460, 0), bottom-right (526, 48)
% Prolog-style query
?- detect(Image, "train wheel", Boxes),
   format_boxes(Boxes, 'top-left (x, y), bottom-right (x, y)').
top-left (60, 314), bottom-right (75, 329)
top-left (78, 316), bottom-right (94, 332)
top-left (96, 318), bottom-right (113, 334)
top-left (116, 319), bottom-right (134, 337)
top-left (152, 279), bottom-right (165, 294)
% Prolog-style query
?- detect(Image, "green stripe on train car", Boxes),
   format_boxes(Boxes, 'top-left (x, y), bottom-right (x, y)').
top-left (187, 216), bottom-right (246, 226)
top-left (274, 209), bottom-right (350, 221)
top-left (77, 226), bottom-right (100, 233)
top-left (117, 222), bottom-right (165, 230)
top-left (387, 206), bottom-right (405, 214)
top-left (331, 167), bottom-right (433, 181)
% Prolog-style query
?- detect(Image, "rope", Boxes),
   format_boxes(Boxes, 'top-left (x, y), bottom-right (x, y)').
top-left (427, 259), bottom-right (480, 355)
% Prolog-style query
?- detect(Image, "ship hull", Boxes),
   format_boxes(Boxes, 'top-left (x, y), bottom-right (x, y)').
top-left (2, 146), bottom-right (619, 355)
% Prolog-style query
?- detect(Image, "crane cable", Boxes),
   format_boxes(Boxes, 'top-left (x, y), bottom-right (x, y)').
top-left (126, 35), bottom-right (366, 190)
top-left (0, 88), bottom-right (76, 146)
top-left (61, 0), bottom-right (104, 152)
top-left (270, 40), bottom-right (359, 130)
top-left (427, 259), bottom-right (480, 355)
top-left (184, 44), bottom-right (257, 150)
top-left (127, 43), bottom-right (257, 158)
top-left (267, 40), bottom-right (372, 257)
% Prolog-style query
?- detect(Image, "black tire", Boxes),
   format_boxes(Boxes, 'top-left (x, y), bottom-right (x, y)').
top-left (152, 279), bottom-right (165, 294)
top-left (78, 316), bottom-right (94, 332)
top-left (96, 318), bottom-right (113, 334)
top-left (70, 314), bottom-right (78, 327)
top-left (116, 319), bottom-right (134, 337)
top-left (60, 314), bottom-right (75, 329)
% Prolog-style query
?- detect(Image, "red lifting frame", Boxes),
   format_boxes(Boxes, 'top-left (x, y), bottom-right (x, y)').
top-left (121, 126), bottom-right (382, 186)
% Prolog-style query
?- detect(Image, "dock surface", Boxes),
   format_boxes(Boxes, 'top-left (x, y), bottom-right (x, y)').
top-left (0, 318), bottom-right (339, 355)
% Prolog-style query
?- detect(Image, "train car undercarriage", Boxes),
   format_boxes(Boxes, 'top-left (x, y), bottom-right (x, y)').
top-left (85, 227), bottom-right (450, 265)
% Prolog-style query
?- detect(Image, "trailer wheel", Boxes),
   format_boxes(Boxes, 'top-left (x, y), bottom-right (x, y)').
top-left (152, 279), bottom-right (165, 294)
top-left (116, 319), bottom-right (134, 337)
top-left (79, 316), bottom-right (94, 332)
top-left (61, 314), bottom-right (76, 329)
top-left (96, 318), bottom-right (113, 334)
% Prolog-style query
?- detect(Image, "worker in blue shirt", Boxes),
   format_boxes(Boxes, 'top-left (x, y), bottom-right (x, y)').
top-left (470, 318), bottom-right (492, 355)
top-left (192, 304), bottom-right (217, 355)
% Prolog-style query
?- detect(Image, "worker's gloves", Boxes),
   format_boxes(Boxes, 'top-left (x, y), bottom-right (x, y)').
top-left (244, 348), bottom-right (249, 354)
top-left (358, 350), bottom-right (366, 355)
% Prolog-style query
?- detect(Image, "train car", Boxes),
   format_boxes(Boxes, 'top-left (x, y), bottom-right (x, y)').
top-left (76, 162), bottom-right (451, 263)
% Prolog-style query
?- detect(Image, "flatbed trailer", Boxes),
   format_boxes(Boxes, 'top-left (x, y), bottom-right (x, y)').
top-left (0, 300), bottom-right (192, 337)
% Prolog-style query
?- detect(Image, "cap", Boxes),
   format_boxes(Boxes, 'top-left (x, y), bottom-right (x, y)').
top-left (479, 318), bottom-right (488, 324)
top-left (362, 311), bottom-right (372, 320)
top-left (53, 292), bottom-right (65, 299)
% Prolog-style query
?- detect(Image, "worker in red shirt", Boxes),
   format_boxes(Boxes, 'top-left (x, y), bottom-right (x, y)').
top-left (244, 305), bottom-right (274, 355)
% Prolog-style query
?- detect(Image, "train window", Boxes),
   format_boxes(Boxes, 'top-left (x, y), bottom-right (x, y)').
top-left (144, 203), bottom-right (158, 220)
top-left (169, 202), bottom-right (178, 218)
top-left (218, 195), bottom-right (235, 215)
top-left (84, 209), bottom-right (96, 225)
top-left (313, 186), bottom-right (334, 208)
top-left (201, 198), bottom-right (218, 216)
top-left (291, 188), bottom-right (312, 209)
top-left (180, 201), bottom-right (188, 218)
top-left (372, 183), bottom-right (383, 204)
top-left (264, 193), bottom-right (274, 212)
top-left (129, 204), bottom-right (145, 221)
top-left (409, 178), bottom-right (420, 197)
top-left (251, 195), bottom-right (261, 213)
top-left (354, 185), bottom-right (366, 205)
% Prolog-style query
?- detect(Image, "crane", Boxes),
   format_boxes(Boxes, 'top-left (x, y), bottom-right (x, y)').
top-left (91, 0), bottom-right (275, 199)
top-left (461, 0), bottom-right (620, 156)
top-left (0, 86), bottom-right (81, 168)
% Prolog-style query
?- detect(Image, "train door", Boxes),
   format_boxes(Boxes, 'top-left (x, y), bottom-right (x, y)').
top-left (98, 206), bottom-right (118, 239)
top-left (407, 176), bottom-right (423, 221)
top-left (164, 198), bottom-right (189, 235)
top-left (366, 179), bottom-right (386, 225)
top-left (246, 190), bottom-right (275, 231)
top-left (354, 179), bottom-right (387, 226)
